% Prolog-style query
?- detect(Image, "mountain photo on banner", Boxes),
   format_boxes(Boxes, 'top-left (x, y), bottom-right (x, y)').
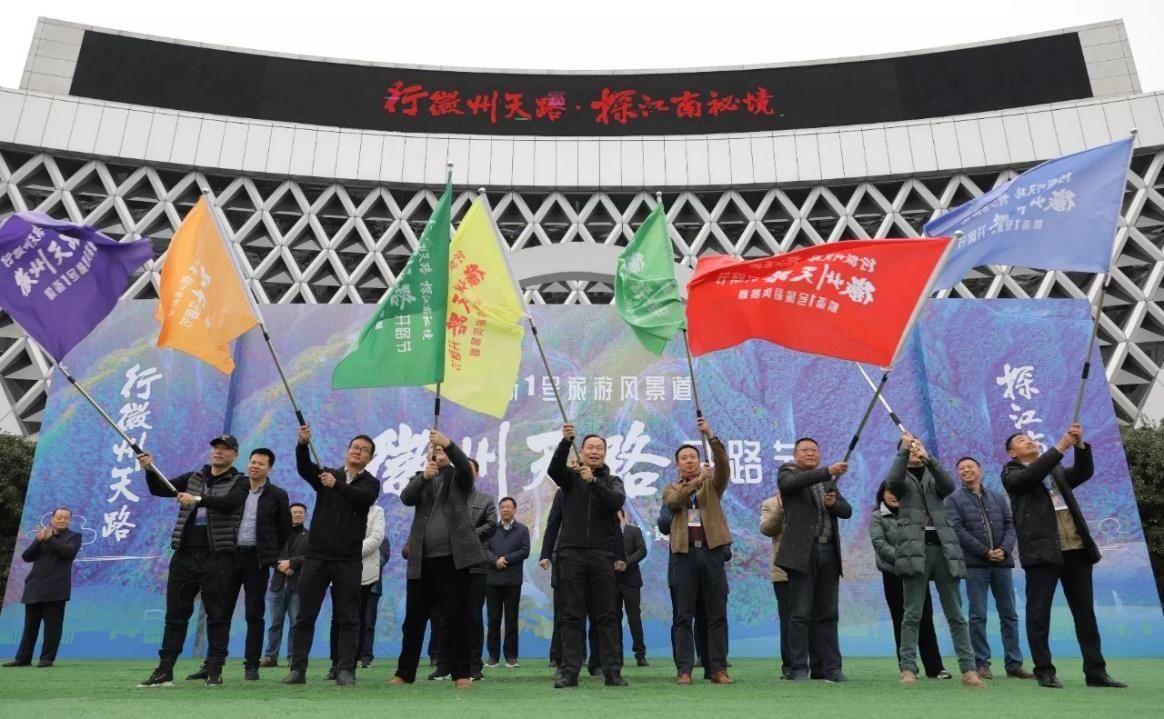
top-left (614, 201), bottom-right (685, 355)
top-left (925, 135), bottom-right (1134, 289)
top-left (429, 197), bottom-right (526, 419)
top-left (332, 181), bottom-right (452, 389)
top-left (0, 212), bottom-right (154, 361)
top-left (156, 197), bottom-right (259, 374)
top-left (686, 239), bottom-right (952, 367)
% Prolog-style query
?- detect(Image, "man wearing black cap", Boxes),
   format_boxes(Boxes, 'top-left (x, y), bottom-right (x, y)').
top-left (281, 425), bottom-right (379, 687)
top-left (136, 434), bottom-right (248, 687)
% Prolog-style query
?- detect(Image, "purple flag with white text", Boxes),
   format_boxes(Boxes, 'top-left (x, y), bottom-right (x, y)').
top-left (0, 212), bottom-right (154, 360)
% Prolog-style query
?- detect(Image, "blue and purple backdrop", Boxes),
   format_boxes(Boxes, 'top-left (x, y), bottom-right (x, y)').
top-left (3, 298), bottom-right (1161, 662)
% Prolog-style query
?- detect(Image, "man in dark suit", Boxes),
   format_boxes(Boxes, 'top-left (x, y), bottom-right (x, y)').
top-left (389, 429), bottom-right (487, 688)
top-left (776, 437), bottom-right (852, 683)
top-left (4, 508), bottom-right (81, 668)
top-left (1002, 423), bottom-right (1125, 689)
top-left (485, 495), bottom-right (529, 669)
top-left (614, 509), bottom-right (648, 667)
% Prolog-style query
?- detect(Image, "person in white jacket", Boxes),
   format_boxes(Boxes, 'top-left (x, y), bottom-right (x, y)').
top-left (326, 503), bottom-right (386, 678)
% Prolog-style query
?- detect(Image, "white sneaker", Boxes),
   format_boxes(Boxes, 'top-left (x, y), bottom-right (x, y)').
top-left (505, 661), bottom-right (520, 669)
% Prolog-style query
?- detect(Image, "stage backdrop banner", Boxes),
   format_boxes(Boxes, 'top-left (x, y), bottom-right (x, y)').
top-left (3, 299), bottom-right (1161, 660)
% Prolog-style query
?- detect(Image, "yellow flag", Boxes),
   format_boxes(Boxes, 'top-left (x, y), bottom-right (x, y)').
top-left (156, 197), bottom-right (259, 373)
top-left (435, 198), bottom-right (526, 418)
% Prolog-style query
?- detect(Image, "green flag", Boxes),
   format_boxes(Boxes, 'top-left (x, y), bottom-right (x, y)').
top-left (333, 181), bottom-right (452, 388)
top-left (614, 203), bottom-right (685, 354)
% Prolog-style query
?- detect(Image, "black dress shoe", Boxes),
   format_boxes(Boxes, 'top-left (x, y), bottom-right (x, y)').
top-left (636, 657), bottom-right (649, 667)
top-left (2, 660), bottom-right (31, 667)
top-left (336, 670), bottom-right (356, 686)
top-left (1086, 674), bottom-right (1127, 688)
top-left (205, 672), bottom-right (223, 687)
top-left (280, 670), bottom-right (306, 685)
top-left (554, 675), bottom-right (578, 689)
top-left (244, 667), bottom-right (259, 681)
top-left (604, 673), bottom-right (628, 687)
top-left (186, 667), bottom-right (209, 681)
top-left (1037, 674), bottom-right (1063, 688)
top-left (325, 667), bottom-right (337, 681)
top-left (36, 660), bottom-right (54, 668)
top-left (588, 665), bottom-right (601, 677)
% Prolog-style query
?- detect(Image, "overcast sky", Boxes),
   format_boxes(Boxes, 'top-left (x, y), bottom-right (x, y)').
top-left (2, 0), bottom-right (1161, 92)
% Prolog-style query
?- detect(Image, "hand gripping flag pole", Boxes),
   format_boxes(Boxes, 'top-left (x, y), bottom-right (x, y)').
top-left (199, 187), bottom-right (323, 468)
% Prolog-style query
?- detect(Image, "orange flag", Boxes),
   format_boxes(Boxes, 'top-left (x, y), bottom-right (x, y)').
top-left (156, 197), bottom-right (258, 373)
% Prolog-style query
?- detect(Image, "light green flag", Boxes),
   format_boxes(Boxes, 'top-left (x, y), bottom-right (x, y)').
top-left (333, 181), bottom-right (452, 388)
top-left (614, 203), bottom-right (686, 355)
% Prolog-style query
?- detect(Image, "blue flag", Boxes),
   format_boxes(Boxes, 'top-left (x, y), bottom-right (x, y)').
top-left (0, 212), bottom-right (154, 361)
top-left (924, 136), bottom-right (1134, 290)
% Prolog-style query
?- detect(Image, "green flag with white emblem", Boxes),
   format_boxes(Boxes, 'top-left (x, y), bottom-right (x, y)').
top-left (614, 202), bottom-right (686, 355)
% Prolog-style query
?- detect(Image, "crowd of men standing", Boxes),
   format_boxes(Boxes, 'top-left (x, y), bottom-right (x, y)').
top-left (3, 415), bottom-right (1129, 692)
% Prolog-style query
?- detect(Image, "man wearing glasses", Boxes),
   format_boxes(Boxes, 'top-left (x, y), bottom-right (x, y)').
top-left (280, 426), bottom-right (380, 686)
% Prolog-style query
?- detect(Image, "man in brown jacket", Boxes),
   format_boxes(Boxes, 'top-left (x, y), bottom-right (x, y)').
top-left (662, 418), bottom-right (732, 685)
top-left (759, 493), bottom-right (793, 679)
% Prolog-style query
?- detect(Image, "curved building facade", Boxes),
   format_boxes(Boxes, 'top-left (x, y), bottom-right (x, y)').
top-left (2, 17), bottom-right (1164, 435)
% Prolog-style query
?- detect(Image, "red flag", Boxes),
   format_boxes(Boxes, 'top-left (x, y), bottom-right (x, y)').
top-left (686, 238), bottom-right (952, 367)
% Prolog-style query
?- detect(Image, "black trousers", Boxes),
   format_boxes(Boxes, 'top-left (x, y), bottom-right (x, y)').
top-left (549, 562), bottom-right (563, 663)
top-left (427, 604), bottom-right (441, 664)
top-left (671, 546), bottom-right (729, 675)
top-left (786, 542), bottom-right (842, 680)
top-left (881, 570), bottom-right (945, 677)
top-left (773, 582), bottom-right (792, 677)
top-left (14, 600), bottom-right (66, 663)
top-left (1025, 549), bottom-right (1107, 680)
top-left (225, 548), bottom-right (270, 670)
top-left (159, 550), bottom-right (232, 670)
top-left (290, 557), bottom-right (361, 673)
top-left (395, 557), bottom-right (473, 681)
top-left (558, 549), bottom-right (620, 680)
top-left (438, 572), bottom-right (486, 675)
top-left (486, 583), bottom-right (521, 661)
top-left (330, 584), bottom-right (378, 667)
top-left (616, 581), bottom-right (646, 660)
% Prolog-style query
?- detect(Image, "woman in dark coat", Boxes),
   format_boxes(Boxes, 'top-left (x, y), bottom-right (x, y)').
top-left (3, 508), bottom-right (81, 668)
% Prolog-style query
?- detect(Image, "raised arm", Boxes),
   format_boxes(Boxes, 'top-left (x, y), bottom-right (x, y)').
top-left (591, 474), bottom-right (626, 512)
top-left (927, 457), bottom-right (956, 499)
top-left (1001, 448), bottom-right (1064, 494)
top-left (777, 462), bottom-right (833, 495)
top-left (709, 437), bottom-right (730, 495)
top-left (198, 475), bottom-right (248, 511)
top-left (1063, 445), bottom-right (1094, 489)
top-left (295, 440), bottom-right (323, 492)
top-left (885, 448), bottom-right (911, 499)
top-left (331, 472), bottom-right (380, 510)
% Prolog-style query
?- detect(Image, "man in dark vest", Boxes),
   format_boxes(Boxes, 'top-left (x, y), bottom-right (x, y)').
top-left (137, 434), bottom-right (248, 687)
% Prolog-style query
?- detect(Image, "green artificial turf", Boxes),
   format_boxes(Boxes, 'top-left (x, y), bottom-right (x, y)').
top-left (2, 657), bottom-right (1161, 718)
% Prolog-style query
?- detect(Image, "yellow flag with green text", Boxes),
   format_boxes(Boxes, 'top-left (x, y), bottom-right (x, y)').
top-left (432, 198), bottom-right (526, 418)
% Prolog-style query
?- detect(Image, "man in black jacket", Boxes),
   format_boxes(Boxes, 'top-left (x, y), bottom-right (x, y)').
top-left (615, 508), bottom-right (648, 667)
top-left (137, 434), bottom-right (248, 687)
top-left (195, 448), bottom-right (290, 681)
top-left (280, 426), bottom-right (380, 687)
top-left (485, 495), bottom-right (530, 668)
top-left (4, 507), bottom-right (81, 668)
top-left (539, 488), bottom-right (564, 668)
top-left (1002, 423), bottom-right (1125, 689)
top-left (776, 437), bottom-right (851, 683)
top-left (261, 503), bottom-right (308, 667)
top-left (389, 430), bottom-right (486, 688)
top-left (547, 423), bottom-right (627, 689)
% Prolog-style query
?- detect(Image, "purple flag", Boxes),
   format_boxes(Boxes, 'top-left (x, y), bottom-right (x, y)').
top-left (0, 212), bottom-right (154, 361)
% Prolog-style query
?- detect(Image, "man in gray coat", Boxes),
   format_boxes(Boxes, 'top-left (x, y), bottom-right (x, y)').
top-left (886, 432), bottom-right (983, 688)
top-left (389, 430), bottom-right (486, 688)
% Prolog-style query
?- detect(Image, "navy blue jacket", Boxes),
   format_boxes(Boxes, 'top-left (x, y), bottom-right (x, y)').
top-left (485, 521), bottom-right (530, 586)
top-left (944, 484), bottom-right (1017, 568)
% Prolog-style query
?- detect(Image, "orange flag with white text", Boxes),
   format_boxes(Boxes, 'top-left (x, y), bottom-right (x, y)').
top-left (155, 197), bottom-right (258, 373)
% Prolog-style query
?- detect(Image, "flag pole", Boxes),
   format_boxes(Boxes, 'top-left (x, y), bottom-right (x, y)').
top-left (681, 328), bottom-right (711, 459)
top-left (843, 371), bottom-right (889, 463)
top-left (1072, 274), bottom-right (1109, 423)
top-left (855, 362), bottom-right (906, 433)
top-left (198, 187), bottom-right (323, 468)
top-left (475, 186), bottom-right (582, 462)
top-left (31, 339), bottom-right (178, 493)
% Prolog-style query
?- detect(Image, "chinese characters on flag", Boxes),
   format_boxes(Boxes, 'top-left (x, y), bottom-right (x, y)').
top-left (685, 239), bottom-right (952, 367)
top-left (383, 79), bottom-right (776, 127)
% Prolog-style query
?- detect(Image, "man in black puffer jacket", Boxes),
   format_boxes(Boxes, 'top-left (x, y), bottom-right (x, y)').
top-left (1002, 423), bottom-right (1124, 690)
top-left (546, 423), bottom-right (626, 689)
top-left (281, 425), bottom-right (379, 687)
top-left (137, 434), bottom-right (248, 688)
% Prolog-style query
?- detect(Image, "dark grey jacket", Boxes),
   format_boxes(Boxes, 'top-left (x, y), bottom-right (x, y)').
top-left (944, 484), bottom-right (1017, 568)
top-left (1002, 445), bottom-right (1098, 568)
top-left (269, 524), bottom-right (309, 592)
top-left (618, 524), bottom-right (647, 588)
top-left (468, 491), bottom-right (499, 576)
top-left (775, 463), bottom-right (852, 575)
top-left (21, 529), bottom-right (81, 603)
top-left (146, 465), bottom-right (247, 553)
top-left (885, 451), bottom-right (965, 578)
top-left (400, 441), bottom-right (487, 579)
top-left (486, 520), bottom-right (530, 586)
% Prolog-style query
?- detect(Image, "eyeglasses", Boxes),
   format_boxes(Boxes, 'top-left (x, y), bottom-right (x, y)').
top-left (349, 445), bottom-right (374, 455)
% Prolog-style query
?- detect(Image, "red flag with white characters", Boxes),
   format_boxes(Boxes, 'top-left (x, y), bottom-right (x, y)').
top-left (686, 238), bottom-right (953, 367)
